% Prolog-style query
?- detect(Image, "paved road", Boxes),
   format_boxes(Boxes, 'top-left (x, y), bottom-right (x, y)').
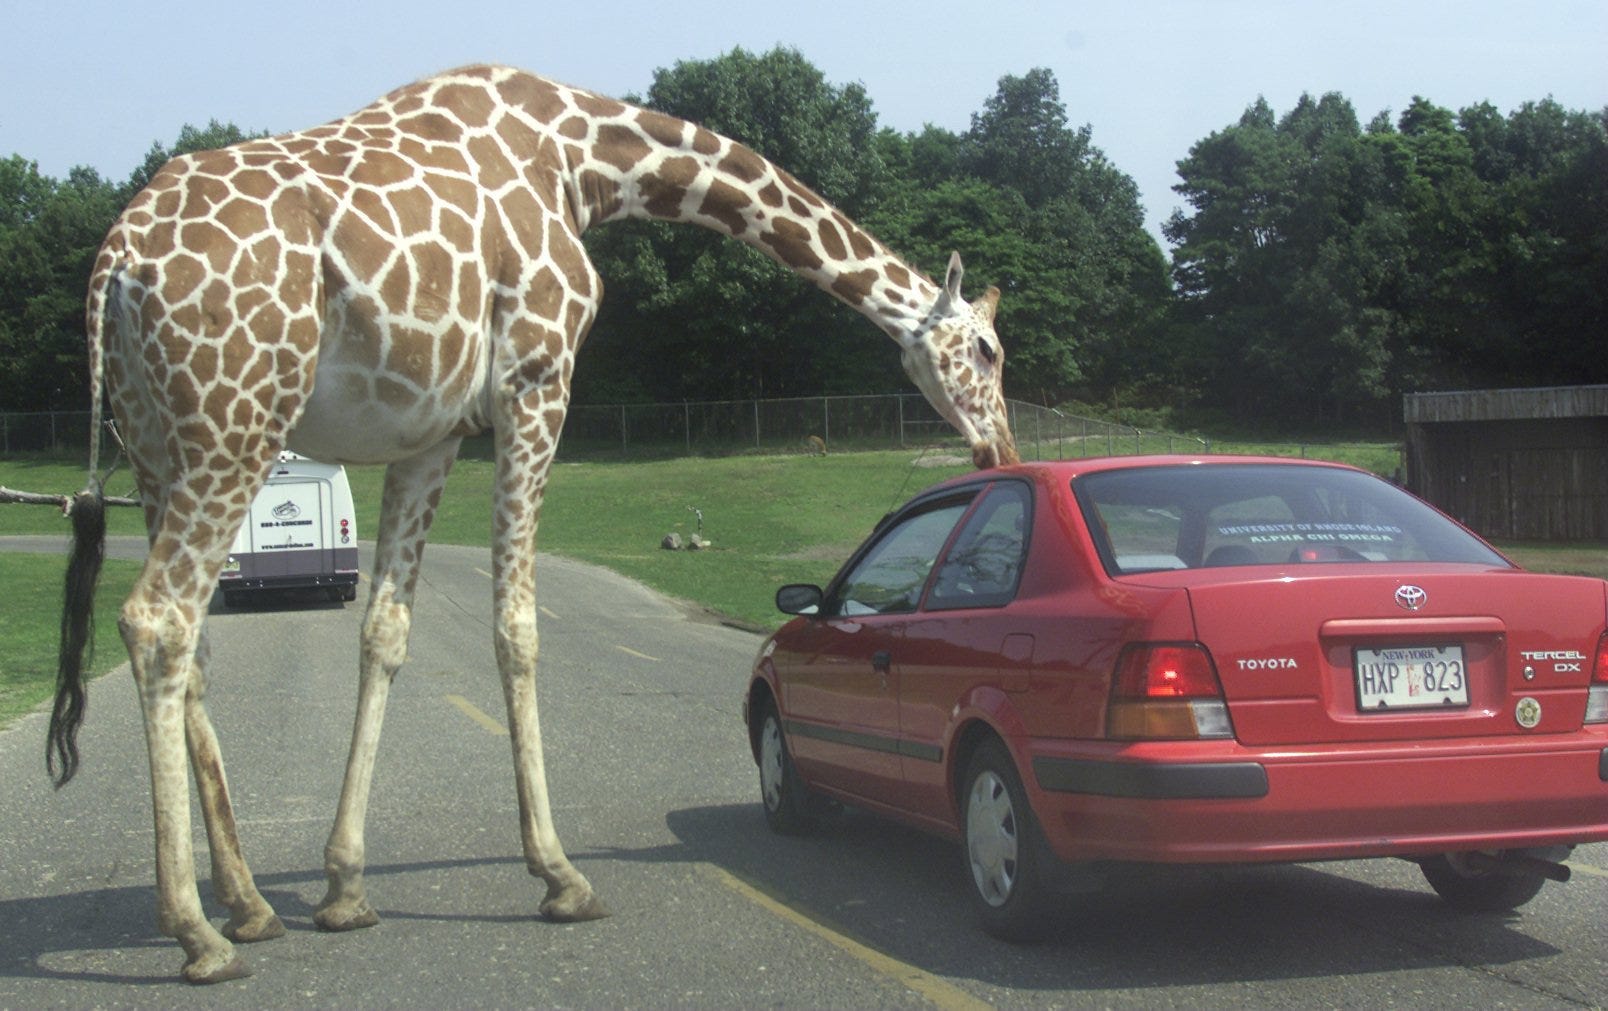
top-left (1, 536), bottom-right (1605, 1009)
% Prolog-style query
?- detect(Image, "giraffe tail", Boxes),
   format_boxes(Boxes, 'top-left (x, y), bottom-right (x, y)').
top-left (49, 255), bottom-right (118, 787)
top-left (50, 480), bottom-right (104, 787)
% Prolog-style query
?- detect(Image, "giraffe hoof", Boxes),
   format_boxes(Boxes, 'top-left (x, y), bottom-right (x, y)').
top-left (224, 910), bottom-right (286, 943)
top-left (541, 888), bottom-right (610, 923)
top-left (314, 899), bottom-right (380, 932)
top-left (183, 950), bottom-right (251, 985)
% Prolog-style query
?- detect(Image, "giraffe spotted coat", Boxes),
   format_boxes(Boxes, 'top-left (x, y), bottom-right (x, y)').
top-left (58, 64), bottom-right (1019, 983)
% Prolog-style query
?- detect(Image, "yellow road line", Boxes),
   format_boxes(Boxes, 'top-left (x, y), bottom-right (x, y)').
top-left (445, 694), bottom-right (507, 736)
top-left (707, 865), bottom-right (992, 1011)
top-left (615, 645), bottom-right (660, 662)
top-left (1565, 860), bottom-right (1608, 878)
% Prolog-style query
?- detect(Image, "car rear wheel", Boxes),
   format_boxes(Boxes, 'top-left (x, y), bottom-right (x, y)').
top-left (1420, 847), bottom-right (1565, 911)
top-left (757, 700), bottom-right (818, 835)
top-left (962, 739), bottom-right (1050, 940)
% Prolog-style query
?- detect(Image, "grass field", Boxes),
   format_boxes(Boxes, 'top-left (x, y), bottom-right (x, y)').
top-left (3, 445), bottom-right (1603, 728)
top-left (0, 554), bottom-right (141, 726)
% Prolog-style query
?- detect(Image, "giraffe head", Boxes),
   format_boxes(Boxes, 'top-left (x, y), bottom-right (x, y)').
top-left (900, 254), bottom-right (1020, 469)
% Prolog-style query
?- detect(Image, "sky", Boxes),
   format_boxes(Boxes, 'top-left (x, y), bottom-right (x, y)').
top-left (3, 0), bottom-right (1604, 247)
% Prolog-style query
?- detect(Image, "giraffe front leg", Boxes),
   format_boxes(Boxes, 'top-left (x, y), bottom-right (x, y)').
top-left (492, 418), bottom-right (608, 923)
top-left (316, 440), bottom-right (459, 932)
top-left (496, 616), bottom-right (609, 922)
top-left (313, 595), bottom-right (399, 932)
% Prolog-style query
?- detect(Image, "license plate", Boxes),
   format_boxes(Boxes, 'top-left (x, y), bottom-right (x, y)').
top-left (1354, 645), bottom-right (1468, 710)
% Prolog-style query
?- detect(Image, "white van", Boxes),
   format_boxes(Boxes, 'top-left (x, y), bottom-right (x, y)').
top-left (220, 451), bottom-right (360, 606)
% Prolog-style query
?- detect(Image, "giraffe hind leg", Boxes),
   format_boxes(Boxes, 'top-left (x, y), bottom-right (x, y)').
top-left (186, 630), bottom-right (285, 944)
top-left (123, 465), bottom-right (281, 982)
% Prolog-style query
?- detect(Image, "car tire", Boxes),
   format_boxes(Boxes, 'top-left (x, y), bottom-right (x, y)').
top-left (1420, 847), bottom-right (1564, 911)
top-left (962, 739), bottom-right (1051, 941)
top-left (757, 700), bottom-right (817, 835)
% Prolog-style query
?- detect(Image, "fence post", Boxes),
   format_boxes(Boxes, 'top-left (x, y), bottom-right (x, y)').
top-left (754, 399), bottom-right (760, 450)
top-left (897, 396), bottom-right (905, 449)
top-left (683, 401), bottom-right (691, 455)
top-left (621, 404), bottom-right (628, 454)
top-left (822, 396), bottom-right (829, 450)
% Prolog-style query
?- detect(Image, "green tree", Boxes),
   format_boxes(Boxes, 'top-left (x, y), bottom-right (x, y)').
top-left (1169, 94), bottom-right (1407, 426)
top-left (1461, 100), bottom-right (1608, 386)
top-left (1169, 90), bottom-right (1607, 429)
top-left (951, 68), bottom-right (1168, 406)
top-left (0, 159), bottom-right (122, 410)
top-left (0, 121), bottom-right (261, 412)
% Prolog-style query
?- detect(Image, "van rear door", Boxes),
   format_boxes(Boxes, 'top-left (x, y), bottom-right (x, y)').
top-left (240, 478), bottom-right (332, 580)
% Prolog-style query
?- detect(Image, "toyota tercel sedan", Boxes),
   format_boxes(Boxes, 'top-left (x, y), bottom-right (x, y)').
top-left (742, 456), bottom-right (1608, 938)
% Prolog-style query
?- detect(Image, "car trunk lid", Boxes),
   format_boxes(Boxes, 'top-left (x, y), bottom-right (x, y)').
top-left (1183, 568), bottom-right (1606, 746)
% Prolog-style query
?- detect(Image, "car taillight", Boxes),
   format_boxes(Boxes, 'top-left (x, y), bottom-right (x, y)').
top-left (1107, 643), bottom-right (1233, 740)
top-left (1587, 631), bottom-right (1608, 724)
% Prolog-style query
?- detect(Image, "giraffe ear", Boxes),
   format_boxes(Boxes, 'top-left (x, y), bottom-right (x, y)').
top-left (943, 252), bottom-right (965, 304)
top-left (975, 286), bottom-right (1001, 325)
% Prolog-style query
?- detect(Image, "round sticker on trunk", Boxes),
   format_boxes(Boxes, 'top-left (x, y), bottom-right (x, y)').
top-left (1515, 696), bottom-right (1542, 729)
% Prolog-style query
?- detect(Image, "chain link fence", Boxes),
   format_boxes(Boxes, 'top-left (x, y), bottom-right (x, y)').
top-left (2, 396), bottom-right (1210, 462)
top-left (0, 411), bottom-right (94, 455)
top-left (551, 394), bottom-right (1211, 460)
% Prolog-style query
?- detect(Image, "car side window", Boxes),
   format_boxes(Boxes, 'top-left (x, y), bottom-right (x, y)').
top-left (927, 482), bottom-right (1031, 610)
top-left (1094, 502), bottom-right (1187, 572)
top-left (831, 500), bottom-right (970, 616)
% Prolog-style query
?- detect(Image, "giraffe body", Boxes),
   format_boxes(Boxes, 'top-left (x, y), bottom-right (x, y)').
top-left (52, 64), bottom-right (1017, 983)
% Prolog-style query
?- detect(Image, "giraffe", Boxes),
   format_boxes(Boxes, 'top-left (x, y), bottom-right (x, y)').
top-left (50, 63), bottom-right (1019, 983)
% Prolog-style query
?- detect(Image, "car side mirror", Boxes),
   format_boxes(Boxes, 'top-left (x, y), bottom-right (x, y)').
top-left (775, 583), bottom-right (823, 616)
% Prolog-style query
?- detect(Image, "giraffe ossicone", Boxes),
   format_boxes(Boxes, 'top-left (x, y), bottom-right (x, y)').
top-left (49, 64), bottom-right (1018, 983)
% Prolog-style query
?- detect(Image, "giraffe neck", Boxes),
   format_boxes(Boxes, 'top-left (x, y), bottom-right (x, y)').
top-left (557, 96), bottom-right (938, 339)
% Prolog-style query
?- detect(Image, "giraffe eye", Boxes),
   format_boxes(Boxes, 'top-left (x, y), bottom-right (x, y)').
top-left (978, 339), bottom-right (998, 365)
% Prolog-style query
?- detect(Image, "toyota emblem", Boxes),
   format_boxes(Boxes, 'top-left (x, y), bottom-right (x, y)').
top-left (1394, 585), bottom-right (1427, 611)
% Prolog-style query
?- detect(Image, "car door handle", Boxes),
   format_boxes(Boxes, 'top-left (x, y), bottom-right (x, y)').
top-left (872, 649), bottom-right (892, 674)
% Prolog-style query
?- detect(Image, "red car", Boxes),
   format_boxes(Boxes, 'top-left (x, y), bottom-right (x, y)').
top-left (743, 456), bottom-right (1608, 937)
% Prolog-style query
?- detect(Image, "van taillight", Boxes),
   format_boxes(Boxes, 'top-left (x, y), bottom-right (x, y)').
top-left (1107, 643), bottom-right (1233, 739)
top-left (1587, 632), bottom-right (1608, 724)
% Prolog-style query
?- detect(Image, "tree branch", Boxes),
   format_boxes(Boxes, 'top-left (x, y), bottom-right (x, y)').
top-left (0, 486), bottom-right (140, 510)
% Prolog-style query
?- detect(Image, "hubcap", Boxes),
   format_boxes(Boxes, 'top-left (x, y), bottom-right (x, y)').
top-left (967, 769), bottom-right (1018, 907)
top-left (760, 717), bottom-right (784, 811)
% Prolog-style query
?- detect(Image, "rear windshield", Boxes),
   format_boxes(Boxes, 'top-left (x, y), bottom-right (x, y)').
top-left (1074, 464), bottom-right (1511, 575)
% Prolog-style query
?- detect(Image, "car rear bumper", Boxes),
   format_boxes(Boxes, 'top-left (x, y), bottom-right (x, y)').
top-left (219, 571), bottom-right (360, 592)
top-left (1026, 735), bottom-right (1608, 864)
